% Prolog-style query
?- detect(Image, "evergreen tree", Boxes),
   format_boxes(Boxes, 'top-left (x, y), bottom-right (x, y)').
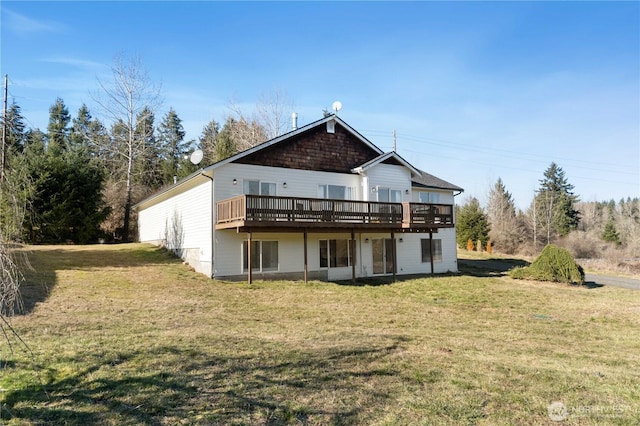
top-left (215, 119), bottom-right (238, 162)
top-left (31, 149), bottom-right (108, 243)
top-left (1, 102), bottom-right (27, 182)
top-left (69, 104), bottom-right (93, 152)
top-left (534, 162), bottom-right (580, 243)
top-left (157, 108), bottom-right (190, 184)
top-left (22, 100), bottom-right (108, 243)
top-left (456, 197), bottom-right (490, 249)
top-left (601, 219), bottom-right (621, 245)
top-left (0, 103), bottom-right (30, 241)
top-left (198, 119), bottom-right (219, 165)
top-left (47, 97), bottom-right (71, 153)
top-left (133, 107), bottom-right (161, 188)
top-left (3, 103), bottom-right (27, 155)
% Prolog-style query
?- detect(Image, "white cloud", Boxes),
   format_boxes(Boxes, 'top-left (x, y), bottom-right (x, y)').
top-left (42, 56), bottom-right (108, 72)
top-left (3, 9), bottom-right (65, 36)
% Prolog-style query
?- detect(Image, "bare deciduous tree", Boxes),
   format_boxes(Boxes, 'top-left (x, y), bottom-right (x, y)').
top-left (486, 178), bottom-right (523, 254)
top-left (226, 88), bottom-right (295, 153)
top-left (0, 164), bottom-right (31, 316)
top-left (0, 240), bottom-right (24, 317)
top-left (256, 88), bottom-right (295, 139)
top-left (93, 55), bottom-right (162, 241)
top-left (227, 100), bottom-right (267, 152)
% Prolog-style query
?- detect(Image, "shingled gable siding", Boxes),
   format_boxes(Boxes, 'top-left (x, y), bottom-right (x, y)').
top-left (235, 124), bottom-right (379, 173)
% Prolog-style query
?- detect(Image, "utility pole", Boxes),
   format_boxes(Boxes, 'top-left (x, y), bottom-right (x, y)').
top-left (1, 74), bottom-right (7, 182)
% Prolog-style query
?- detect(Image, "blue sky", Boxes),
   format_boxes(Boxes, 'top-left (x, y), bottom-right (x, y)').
top-left (2, 1), bottom-right (638, 209)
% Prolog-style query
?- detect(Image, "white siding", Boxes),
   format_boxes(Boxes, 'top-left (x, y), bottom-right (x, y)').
top-left (138, 160), bottom-right (460, 280)
top-left (214, 231), bottom-right (362, 280)
top-left (396, 229), bottom-right (458, 274)
top-left (214, 232), bottom-right (307, 277)
top-left (364, 164), bottom-right (412, 202)
top-left (138, 180), bottom-right (213, 276)
top-left (213, 163), bottom-right (363, 202)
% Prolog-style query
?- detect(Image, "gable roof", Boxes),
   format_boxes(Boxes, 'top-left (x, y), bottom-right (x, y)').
top-left (136, 115), bottom-right (463, 210)
top-left (412, 169), bottom-right (464, 193)
top-left (351, 151), bottom-right (422, 177)
top-left (208, 115), bottom-right (383, 172)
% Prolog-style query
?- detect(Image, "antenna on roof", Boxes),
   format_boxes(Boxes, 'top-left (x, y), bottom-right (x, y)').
top-left (332, 101), bottom-right (342, 116)
top-left (393, 129), bottom-right (397, 152)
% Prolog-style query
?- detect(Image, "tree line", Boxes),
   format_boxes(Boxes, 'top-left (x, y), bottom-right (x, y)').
top-left (0, 57), bottom-right (292, 245)
top-left (457, 162), bottom-right (640, 259)
top-left (0, 57), bottom-right (637, 260)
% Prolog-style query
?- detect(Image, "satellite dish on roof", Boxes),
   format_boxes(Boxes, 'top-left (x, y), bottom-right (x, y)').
top-left (190, 149), bottom-right (204, 165)
top-left (332, 101), bottom-right (342, 114)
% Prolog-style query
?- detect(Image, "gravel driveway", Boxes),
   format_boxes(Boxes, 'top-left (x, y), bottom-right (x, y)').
top-left (458, 258), bottom-right (640, 291)
top-left (583, 273), bottom-right (640, 290)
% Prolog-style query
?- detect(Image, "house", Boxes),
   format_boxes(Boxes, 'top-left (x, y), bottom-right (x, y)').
top-left (135, 114), bottom-right (463, 283)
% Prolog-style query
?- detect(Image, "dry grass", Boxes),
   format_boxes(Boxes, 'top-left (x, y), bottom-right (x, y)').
top-left (1, 244), bottom-right (639, 425)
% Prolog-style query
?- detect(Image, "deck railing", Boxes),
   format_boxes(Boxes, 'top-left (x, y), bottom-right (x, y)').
top-left (402, 202), bottom-right (454, 226)
top-left (217, 195), bottom-right (453, 228)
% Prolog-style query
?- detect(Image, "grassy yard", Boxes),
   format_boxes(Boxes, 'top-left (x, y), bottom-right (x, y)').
top-left (1, 244), bottom-right (639, 425)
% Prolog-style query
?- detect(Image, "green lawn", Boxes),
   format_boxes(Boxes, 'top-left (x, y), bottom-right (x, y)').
top-left (1, 244), bottom-right (639, 425)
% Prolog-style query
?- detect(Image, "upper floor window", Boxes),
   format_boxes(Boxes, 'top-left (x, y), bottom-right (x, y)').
top-left (419, 191), bottom-right (440, 204)
top-left (377, 187), bottom-right (402, 203)
top-left (244, 180), bottom-right (276, 196)
top-left (318, 184), bottom-right (353, 200)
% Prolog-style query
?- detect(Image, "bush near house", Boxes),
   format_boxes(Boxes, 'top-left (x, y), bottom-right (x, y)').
top-left (510, 244), bottom-right (585, 285)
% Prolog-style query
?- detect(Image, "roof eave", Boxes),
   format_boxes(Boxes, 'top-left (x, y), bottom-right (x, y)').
top-left (351, 151), bottom-right (422, 177)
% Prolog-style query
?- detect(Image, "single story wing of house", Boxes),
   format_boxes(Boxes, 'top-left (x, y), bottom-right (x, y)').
top-left (135, 114), bottom-right (463, 282)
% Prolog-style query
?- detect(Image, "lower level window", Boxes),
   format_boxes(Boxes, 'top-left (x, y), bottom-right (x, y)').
top-left (244, 241), bottom-right (278, 272)
top-left (421, 239), bottom-right (442, 262)
top-left (320, 239), bottom-right (355, 268)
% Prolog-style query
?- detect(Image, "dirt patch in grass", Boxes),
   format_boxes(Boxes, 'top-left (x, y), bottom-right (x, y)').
top-left (2, 244), bottom-right (639, 424)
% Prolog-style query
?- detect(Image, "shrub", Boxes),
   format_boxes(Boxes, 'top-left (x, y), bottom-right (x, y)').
top-left (509, 244), bottom-right (585, 285)
top-left (467, 239), bottom-right (474, 251)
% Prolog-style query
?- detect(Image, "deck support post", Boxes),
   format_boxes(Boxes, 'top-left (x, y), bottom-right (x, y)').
top-left (303, 229), bottom-right (308, 283)
top-left (351, 229), bottom-right (356, 284)
top-left (429, 231), bottom-right (435, 275)
top-left (391, 231), bottom-right (397, 282)
top-left (247, 230), bottom-right (253, 285)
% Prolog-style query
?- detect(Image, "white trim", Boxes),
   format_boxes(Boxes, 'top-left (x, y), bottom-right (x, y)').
top-left (351, 151), bottom-right (422, 177)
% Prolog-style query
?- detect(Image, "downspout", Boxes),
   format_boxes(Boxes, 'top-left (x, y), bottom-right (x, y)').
top-left (200, 171), bottom-right (215, 278)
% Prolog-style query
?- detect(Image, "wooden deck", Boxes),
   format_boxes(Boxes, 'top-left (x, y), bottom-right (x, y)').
top-left (216, 195), bottom-right (453, 231)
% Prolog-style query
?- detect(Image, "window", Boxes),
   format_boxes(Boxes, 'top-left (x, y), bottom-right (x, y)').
top-left (378, 187), bottom-right (402, 203)
top-left (318, 184), bottom-right (352, 200)
top-left (319, 239), bottom-right (356, 268)
top-left (419, 192), bottom-right (440, 203)
top-left (243, 241), bottom-right (279, 272)
top-left (244, 180), bottom-right (276, 195)
top-left (421, 239), bottom-right (442, 263)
